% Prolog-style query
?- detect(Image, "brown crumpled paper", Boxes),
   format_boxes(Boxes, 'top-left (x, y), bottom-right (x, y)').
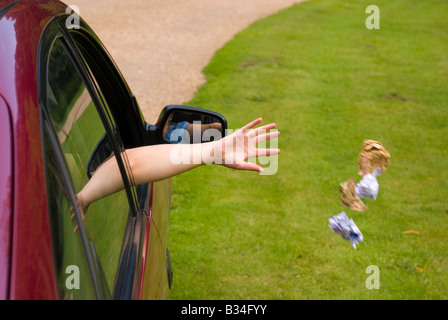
top-left (358, 140), bottom-right (391, 177)
top-left (340, 140), bottom-right (390, 212)
top-left (340, 178), bottom-right (368, 212)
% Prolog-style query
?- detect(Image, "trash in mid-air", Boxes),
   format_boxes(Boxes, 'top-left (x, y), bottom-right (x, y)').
top-left (357, 140), bottom-right (390, 177)
top-left (340, 178), bottom-right (368, 212)
top-left (330, 140), bottom-right (390, 248)
top-left (355, 170), bottom-right (380, 200)
top-left (328, 211), bottom-right (363, 249)
top-left (340, 141), bottom-right (390, 212)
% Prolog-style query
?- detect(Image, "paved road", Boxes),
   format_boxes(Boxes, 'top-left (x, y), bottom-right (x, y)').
top-left (72, 0), bottom-right (305, 123)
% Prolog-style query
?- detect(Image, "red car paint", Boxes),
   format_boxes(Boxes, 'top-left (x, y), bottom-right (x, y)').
top-left (0, 0), bottom-right (166, 299)
top-left (0, 92), bottom-right (13, 300)
top-left (0, 0), bottom-right (64, 299)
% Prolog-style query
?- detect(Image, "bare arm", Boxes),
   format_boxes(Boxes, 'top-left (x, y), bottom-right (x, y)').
top-left (76, 118), bottom-right (279, 215)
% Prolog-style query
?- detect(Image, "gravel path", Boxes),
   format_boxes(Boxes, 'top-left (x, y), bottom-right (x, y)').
top-left (73, 0), bottom-right (305, 123)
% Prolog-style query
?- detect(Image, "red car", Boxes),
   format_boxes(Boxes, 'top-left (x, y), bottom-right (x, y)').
top-left (0, 0), bottom-right (226, 299)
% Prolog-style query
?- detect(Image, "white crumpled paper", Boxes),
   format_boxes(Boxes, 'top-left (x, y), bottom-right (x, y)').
top-left (355, 173), bottom-right (379, 200)
top-left (355, 167), bottom-right (382, 200)
top-left (329, 212), bottom-right (364, 249)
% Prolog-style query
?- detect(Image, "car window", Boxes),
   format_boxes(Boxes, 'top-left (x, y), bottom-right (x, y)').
top-left (69, 30), bottom-right (146, 151)
top-left (42, 128), bottom-right (97, 300)
top-left (68, 29), bottom-right (154, 299)
top-left (69, 30), bottom-right (143, 202)
top-left (81, 61), bottom-right (137, 197)
top-left (45, 38), bottom-right (131, 294)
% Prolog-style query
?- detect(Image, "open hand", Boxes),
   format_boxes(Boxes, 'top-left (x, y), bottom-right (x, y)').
top-left (211, 118), bottom-right (280, 172)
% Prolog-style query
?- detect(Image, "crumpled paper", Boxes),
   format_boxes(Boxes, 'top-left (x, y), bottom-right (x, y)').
top-left (340, 178), bottom-right (368, 212)
top-left (355, 171), bottom-right (380, 200)
top-left (329, 212), bottom-right (363, 249)
top-left (358, 140), bottom-right (390, 177)
top-left (332, 141), bottom-right (390, 247)
top-left (340, 170), bottom-right (379, 211)
top-left (340, 140), bottom-right (390, 211)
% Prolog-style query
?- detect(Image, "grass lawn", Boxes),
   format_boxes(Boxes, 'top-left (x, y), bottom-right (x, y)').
top-left (168, 0), bottom-right (448, 299)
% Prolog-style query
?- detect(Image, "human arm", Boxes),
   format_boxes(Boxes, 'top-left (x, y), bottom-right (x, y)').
top-left (76, 118), bottom-right (279, 214)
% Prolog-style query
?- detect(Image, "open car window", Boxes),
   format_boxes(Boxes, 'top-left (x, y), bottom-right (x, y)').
top-left (44, 37), bottom-right (132, 296)
top-left (69, 28), bottom-right (147, 204)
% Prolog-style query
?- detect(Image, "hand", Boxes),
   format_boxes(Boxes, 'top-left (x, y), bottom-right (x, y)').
top-left (210, 118), bottom-right (280, 172)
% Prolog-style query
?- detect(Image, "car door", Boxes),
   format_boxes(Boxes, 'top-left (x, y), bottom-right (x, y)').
top-left (0, 93), bottom-right (13, 301)
top-left (38, 16), bottom-right (167, 299)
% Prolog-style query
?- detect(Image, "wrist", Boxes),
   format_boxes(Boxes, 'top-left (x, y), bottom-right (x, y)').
top-left (201, 141), bottom-right (217, 165)
top-left (75, 192), bottom-right (89, 214)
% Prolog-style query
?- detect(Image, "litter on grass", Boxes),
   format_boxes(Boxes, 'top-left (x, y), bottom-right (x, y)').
top-left (402, 230), bottom-right (421, 235)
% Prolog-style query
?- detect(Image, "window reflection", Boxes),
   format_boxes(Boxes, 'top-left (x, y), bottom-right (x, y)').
top-left (43, 130), bottom-right (96, 300)
top-left (45, 39), bottom-right (129, 292)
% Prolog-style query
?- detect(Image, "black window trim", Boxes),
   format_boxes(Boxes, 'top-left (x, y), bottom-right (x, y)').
top-left (38, 15), bottom-right (152, 300)
top-left (60, 18), bottom-right (154, 299)
top-left (57, 20), bottom-right (139, 218)
top-left (38, 21), bottom-right (104, 300)
top-left (67, 26), bottom-right (147, 149)
top-left (59, 19), bottom-right (150, 299)
top-left (40, 103), bottom-right (103, 300)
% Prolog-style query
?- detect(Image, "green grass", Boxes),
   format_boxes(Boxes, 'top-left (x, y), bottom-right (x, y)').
top-left (168, 0), bottom-right (448, 299)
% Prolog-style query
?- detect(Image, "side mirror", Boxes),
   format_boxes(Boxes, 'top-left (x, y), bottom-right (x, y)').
top-left (149, 105), bottom-right (227, 144)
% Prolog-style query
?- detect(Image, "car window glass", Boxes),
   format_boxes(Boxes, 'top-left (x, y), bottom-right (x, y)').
top-left (83, 63), bottom-right (137, 191)
top-left (46, 38), bottom-right (129, 291)
top-left (42, 129), bottom-right (96, 300)
top-left (70, 33), bottom-right (139, 200)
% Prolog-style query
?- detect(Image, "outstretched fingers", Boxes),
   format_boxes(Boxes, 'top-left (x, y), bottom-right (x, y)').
top-left (255, 148), bottom-right (281, 157)
top-left (247, 123), bottom-right (277, 138)
top-left (256, 131), bottom-right (280, 144)
top-left (240, 118), bottom-right (263, 133)
top-left (237, 161), bottom-right (264, 173)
